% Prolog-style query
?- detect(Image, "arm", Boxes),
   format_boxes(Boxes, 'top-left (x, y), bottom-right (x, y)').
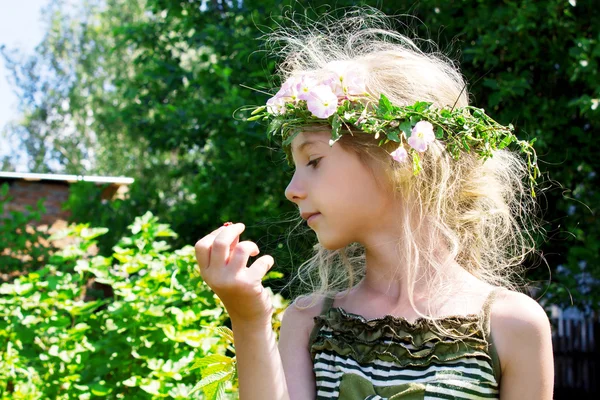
top-left (491, 291), bottom-right (554, 400)
top-left (232, 298), bottom-right (318, 400)
top-left (231, 316), bottom-right (290, 400)
top-left (194, 222), bottom-right (290, 399)
top-left (278, 300), bottom-right (318, 399)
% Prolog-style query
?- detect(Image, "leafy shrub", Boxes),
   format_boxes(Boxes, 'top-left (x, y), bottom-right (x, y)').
top-left (0, 211), bottom-right (287, 399)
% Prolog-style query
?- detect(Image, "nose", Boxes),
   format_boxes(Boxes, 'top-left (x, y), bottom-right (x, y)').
top-left (284, 172), bottom-right (306, 204)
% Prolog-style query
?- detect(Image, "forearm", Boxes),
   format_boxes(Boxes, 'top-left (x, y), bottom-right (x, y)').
top-left (231, 318), bottom-right (290, 400)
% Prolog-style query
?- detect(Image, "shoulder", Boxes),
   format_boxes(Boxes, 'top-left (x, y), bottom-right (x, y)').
top-left (491, 289), bottom-right (551, 336)
top-left (489, 289), bottom-right (554, 397)
top-left (281, 294), bottom-right (328, 336)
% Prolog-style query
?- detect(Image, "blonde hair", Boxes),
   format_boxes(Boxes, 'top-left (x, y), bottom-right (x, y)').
top-left (268, 8), bottom-right (544, 333)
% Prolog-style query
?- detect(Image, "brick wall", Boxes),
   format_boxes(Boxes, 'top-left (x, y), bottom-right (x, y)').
top-left (1, 174), bottom-right (132, 252)
top-left (1, 174), bottom-right (133, 281)
top-left (1, 177), bottom-right (130, 228)
top-left (2, 180), bottom-right (72, 226)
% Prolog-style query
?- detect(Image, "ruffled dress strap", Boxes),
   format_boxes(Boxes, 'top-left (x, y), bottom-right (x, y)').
top-left (308, 295), bottom-right (336, 345)
top-left (481, 287), bottom-right (504, 386)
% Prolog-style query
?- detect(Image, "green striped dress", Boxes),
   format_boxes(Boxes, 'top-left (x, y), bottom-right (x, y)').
top-left (308, 288), bottom-right (503, 399)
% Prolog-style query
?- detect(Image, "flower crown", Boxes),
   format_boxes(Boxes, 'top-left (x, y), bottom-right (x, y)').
top-left (247, 62), bottom-right (540, 196)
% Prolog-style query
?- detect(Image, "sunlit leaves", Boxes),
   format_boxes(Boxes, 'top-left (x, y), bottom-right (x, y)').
top-left (0, 210), bottom-right (288, 398)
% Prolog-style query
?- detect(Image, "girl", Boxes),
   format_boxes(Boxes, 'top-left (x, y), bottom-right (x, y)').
top-left (195, 9), bottom-right (554, 400)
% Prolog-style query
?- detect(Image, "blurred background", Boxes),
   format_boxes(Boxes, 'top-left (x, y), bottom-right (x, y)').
top-left (0, 0), bottom-right (598, 398)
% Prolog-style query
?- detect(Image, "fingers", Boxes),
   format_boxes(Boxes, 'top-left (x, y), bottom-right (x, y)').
top-left (210, 223), bottom-right (246, 268)
top-left (194, 223), bottom-right (274, 284)
top-left (228, 241), bottom-right (260, 269)
top-left (228, 232), bottom-right (241, 265)
top-left (194, 225), bottom-right (228, 272)
top-left (247, 255), bottom-right (275, 282)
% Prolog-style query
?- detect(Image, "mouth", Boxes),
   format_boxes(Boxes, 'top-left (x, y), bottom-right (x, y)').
top-left (307, 213), bottom-right (321, 224)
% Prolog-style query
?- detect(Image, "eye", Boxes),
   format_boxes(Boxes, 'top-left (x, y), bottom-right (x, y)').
top-left (307, 157), bottom-right (322, 169)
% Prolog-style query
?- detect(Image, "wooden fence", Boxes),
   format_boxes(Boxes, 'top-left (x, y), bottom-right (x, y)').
top-left (551, 314), bottom-right (599, 399)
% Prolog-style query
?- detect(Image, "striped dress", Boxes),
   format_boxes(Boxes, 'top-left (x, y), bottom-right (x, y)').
top-left (308, 288), bottom-right (503, 399)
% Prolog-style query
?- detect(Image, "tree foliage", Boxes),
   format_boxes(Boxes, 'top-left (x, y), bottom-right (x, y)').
top-left (1, 0), bottom-right (599, 310)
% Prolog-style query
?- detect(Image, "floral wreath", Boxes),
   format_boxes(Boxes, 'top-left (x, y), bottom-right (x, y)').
top-left (246, 62), bottom-right (540, 197)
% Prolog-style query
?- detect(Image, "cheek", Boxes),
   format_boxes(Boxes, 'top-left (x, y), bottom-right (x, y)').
top-left (329, 162), bottom-right (387, 217)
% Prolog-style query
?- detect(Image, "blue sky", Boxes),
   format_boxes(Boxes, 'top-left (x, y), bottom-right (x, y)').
top-left (0, 0), bottom-right (49, 170)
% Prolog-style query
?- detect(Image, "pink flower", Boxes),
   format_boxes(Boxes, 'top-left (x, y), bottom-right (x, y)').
top-left (324, 61), bottom-right (367, 97)
top-left (318, 73), bottom-right (341, 96)
top-left (341, 70), bottom-right (366, 96)
top-left (407, 121), bottom-right (436, 152)
top-left (278, 76), bottom-right (300, 103)
top-left (305, 85), bottom-right (339, 118)
top-left (266, 94), bottom-right (286, 115)
top-left (297, 76), bottom-right (318, 101)
top-left (390, 146), bottom-right (408, 163)
top-left (266, 76), bottom-right (304, 114)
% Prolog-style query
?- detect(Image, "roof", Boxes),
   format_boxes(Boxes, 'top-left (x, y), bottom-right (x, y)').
top-left (0, 171), bottom-right (134, 185)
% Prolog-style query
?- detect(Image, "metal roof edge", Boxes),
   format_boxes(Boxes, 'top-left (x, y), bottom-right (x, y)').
top-left (0, 171), bottom-right (134, 185)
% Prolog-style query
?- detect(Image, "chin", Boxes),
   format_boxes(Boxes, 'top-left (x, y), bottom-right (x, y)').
top-left (316, 233), bottom-right (351, 251)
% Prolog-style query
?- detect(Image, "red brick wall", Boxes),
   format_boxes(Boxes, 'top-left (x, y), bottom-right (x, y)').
top-left (1, 180), bottom-right (71, 227)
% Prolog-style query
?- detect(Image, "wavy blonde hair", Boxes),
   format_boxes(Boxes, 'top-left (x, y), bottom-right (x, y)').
top-left (268, 8), bottom-right (544, 331)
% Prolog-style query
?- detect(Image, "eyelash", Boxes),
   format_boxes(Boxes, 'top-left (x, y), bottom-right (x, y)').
top-left (307, 157), bottom-right (322, 169)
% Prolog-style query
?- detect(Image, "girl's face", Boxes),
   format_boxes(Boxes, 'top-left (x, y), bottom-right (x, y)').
top-left (285, 130), bottom-right (397, 250)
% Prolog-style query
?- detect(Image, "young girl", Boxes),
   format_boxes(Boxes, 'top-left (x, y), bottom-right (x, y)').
top-left (194, 9), bottom-right (554, 400)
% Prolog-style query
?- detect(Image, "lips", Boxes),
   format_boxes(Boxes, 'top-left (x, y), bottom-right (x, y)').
top-left (307, 213), bottom-right (321, 224)
top-left (301, 212), bottom-right (320, 220)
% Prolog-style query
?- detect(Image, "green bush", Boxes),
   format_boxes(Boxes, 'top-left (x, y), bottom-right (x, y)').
top-left (0, 211), bottom-right (288, 399)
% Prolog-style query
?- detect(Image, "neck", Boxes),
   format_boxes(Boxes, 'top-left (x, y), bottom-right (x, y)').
top-left (356, 232), bottom-right (475, 312)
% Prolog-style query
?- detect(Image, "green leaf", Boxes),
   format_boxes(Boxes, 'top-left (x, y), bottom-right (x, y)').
top-left (189, 354), bottom-right (233, 371)
top-left (80, 227), bottom-right (109, 240)
top-left (331, 113), bottom-right (342, 142)
top-left (378, 94), bottom-right (394, 118)
top-left (0, 282), bottom-right (34, 295)
top-left (214, 326), bottom-right (235, 344)
top-left (161, 324), bottom-right (178, 341)
top-left (435, 127), bottom-right (444, 139)
top-left (386, 130), bottom-right (401, 142)
top-left (267, 119), bottom-right (283, 139)
top-left (462, 137), bottom-right (471, 151)
top-left (399, 120), bottom-right (412, 137)
top-left (189, 370), bottom-right (233, 396)
top-left (412, 152), bottom-right (422, 175)
top-left (498, 135), bottom-right (514, 149)
top-left (67, 300), bottom-right (108, 316)
top-left (122, 376), bottom-right (140, 387)
top-left (263, 270), bottom-right (284, 281)
top-left (140, 380), bottom-right (162, 395)
top-left (281, 129), bottom-right (300, 147)
top-left (203, 380), bottom-right (227, 400)
top-left (90, 382), bottom-right (113, 396)
top-left (413, 101), bottom-right (431, 112)
top-left (183, 330), bottom-right (204, 347)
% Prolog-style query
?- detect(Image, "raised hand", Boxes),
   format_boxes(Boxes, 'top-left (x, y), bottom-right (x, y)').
top-left (194, 223), bottom-right (275, 324)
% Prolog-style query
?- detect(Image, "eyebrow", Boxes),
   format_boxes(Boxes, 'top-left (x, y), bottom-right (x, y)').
top-left (291, 140), bottom-right (322, 155)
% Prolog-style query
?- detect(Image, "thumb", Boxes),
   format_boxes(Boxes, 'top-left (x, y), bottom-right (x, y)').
top-left (247, 255), bottom-right (275, 282)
